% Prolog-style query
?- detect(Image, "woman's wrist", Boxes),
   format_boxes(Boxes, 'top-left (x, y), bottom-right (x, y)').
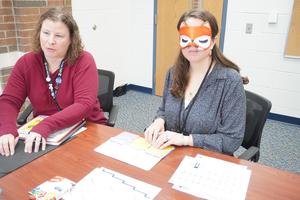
top-left (182, 135), bottom-right (193, 146)
top-left (154, 118), bottom-right (165, 125)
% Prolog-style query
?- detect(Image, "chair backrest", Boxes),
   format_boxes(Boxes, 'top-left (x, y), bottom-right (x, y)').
top-left (97, 69), bottom-right (115, 113)
top-left (242, 90), bottom-right (272, 152)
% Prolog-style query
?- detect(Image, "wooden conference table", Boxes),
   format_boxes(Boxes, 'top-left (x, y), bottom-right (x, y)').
top-left (0, 123), bottom-right (300, 200)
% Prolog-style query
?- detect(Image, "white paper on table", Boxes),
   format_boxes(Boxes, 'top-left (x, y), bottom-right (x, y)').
top-left (72, 127), bottom-right (87, 136)
top-left (169, 155), bottom-right (251, 200)
top-left (94, 131), bottom-right (174, 170)
top-left (64, 167), bottom-right (161, 200)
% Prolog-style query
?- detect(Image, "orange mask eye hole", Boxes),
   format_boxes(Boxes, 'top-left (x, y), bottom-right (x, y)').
top-left (180, 35), bottom-right (192, 48)
top-left (193, 35), bottom-right (211, 49)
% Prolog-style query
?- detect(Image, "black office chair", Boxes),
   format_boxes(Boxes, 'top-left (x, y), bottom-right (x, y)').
top-left (97, 69), bottom-right (118, 126)
top-left (17, 69), bottom-right (118, 127)
top-left (238, 90), bottom-right (272, 162)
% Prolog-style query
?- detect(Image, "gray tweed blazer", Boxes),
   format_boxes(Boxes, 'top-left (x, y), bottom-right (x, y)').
top-left (156, 63), bottom-right (246, 155)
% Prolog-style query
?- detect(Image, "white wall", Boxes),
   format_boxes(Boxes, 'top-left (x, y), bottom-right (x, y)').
top-left (0, 52), bottom-right (24, 69)
top-left (223, 0), bottom-right (300, 118)
top-left (72, 0), bottom-right (154, 88)
top-left (0, 51), bottom-right (24, 94)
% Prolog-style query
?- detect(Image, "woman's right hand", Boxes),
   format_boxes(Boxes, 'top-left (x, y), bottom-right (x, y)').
top-left (144, 118), bottom-right (165, 145)
top-left (0, 134), bottom-right (19, 156)
top-left (24, 132), bottom-right (46, 154)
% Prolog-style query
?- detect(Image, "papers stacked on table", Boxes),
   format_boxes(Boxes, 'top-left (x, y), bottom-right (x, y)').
top-left (169, 154), bottom-right (251, 200)
top-left (94, 131), bottom-right (174, 170)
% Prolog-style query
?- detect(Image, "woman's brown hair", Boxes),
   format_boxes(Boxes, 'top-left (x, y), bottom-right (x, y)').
top-left (171, 9), bottom-right (248, 98)
top-left (32, 8), bottom-right (83, 64)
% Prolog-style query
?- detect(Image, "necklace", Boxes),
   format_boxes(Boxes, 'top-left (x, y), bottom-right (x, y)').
top-left (186, 90), bottom-right (195, 101)
top-left (43, 55), bottom-right (64, 111)
top-left (186, 65), bottom-right (211, 100)
top-left (186, 79), bottom-right (203, 100)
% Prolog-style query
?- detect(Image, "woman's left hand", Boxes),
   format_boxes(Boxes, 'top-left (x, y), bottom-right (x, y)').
top-left (24, 132), bottom-right (46, 153)
top-left (152, 131), bottom-right (192, 149)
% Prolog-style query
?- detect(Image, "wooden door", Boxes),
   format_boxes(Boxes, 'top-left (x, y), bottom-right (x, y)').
top-left (201, 0), bottom-right (224, 46)
top-left (154, 0), bottom-right (224, 96)
top-left (154, 0), bottom-right (191, 96)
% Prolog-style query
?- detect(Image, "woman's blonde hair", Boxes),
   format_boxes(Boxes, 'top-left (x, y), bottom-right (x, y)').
top-left (32, 8), bottom-right (83, 64)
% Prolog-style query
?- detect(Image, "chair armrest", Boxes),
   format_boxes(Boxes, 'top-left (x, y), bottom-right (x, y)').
top-left (17, 104), bottom-right (33, 126)
top-left (107, 105), bottom-right (119, 127)
top-left (238, 146), bottom-right (259, 161)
